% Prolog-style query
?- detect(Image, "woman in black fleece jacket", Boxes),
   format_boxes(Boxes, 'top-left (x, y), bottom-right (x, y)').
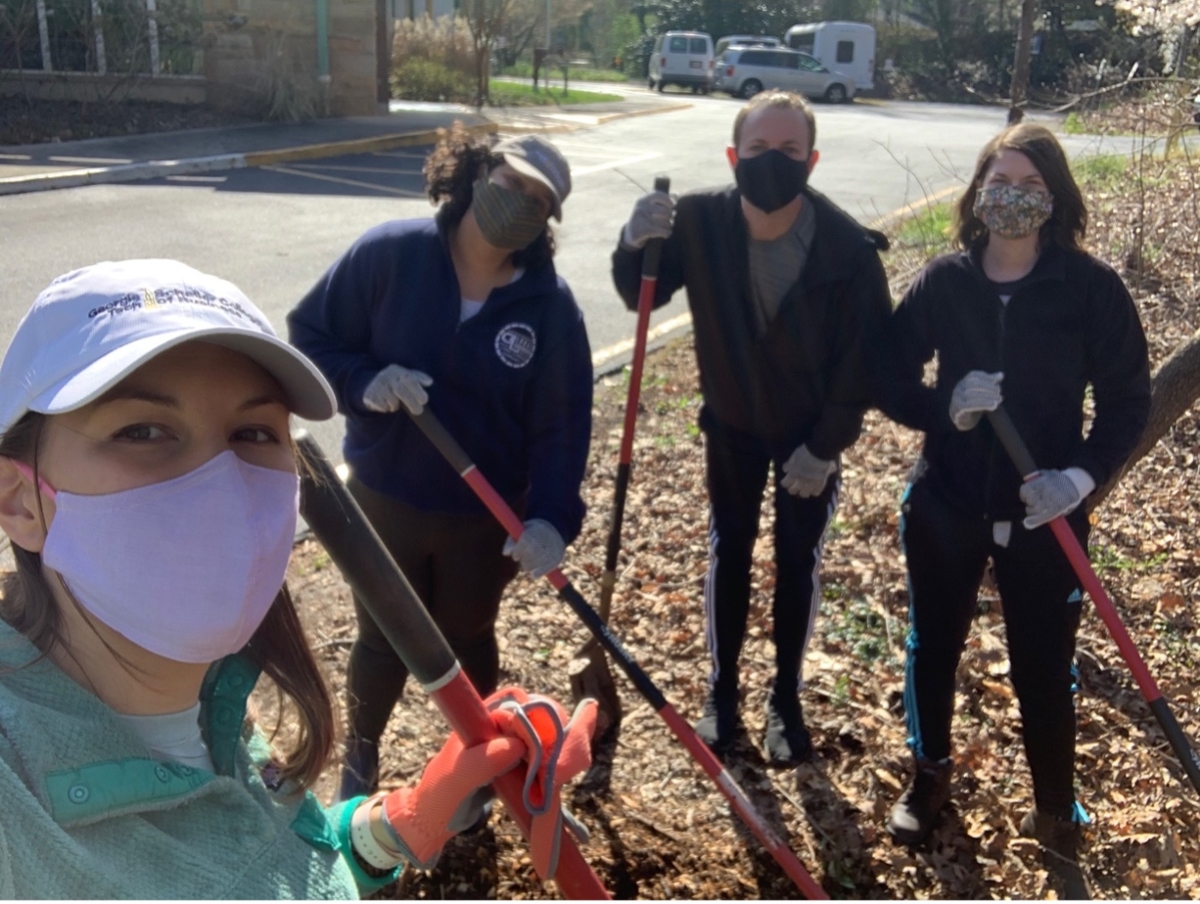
top-left (870, 123), bottom-right (1150, 884)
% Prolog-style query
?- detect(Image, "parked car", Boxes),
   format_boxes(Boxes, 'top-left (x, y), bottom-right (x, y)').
top-left (784, 21), bottom-right (876, 92)
top-left (1193, 90), bottom-right (1200, 127)
top-left (710, 47), bottom-right (856, 102)
top-left (715, 34), bottom-right (782, 58)
top-left (648, 31), bottom-right (714, 93)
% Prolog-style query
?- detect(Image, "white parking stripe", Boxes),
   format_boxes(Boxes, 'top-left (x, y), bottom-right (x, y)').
top-left (572, 151), bottom-right (663, 176)
top-left (262, 164), bottom-right (425, 197)
top-left (288, 162), bottom-right (425, 175)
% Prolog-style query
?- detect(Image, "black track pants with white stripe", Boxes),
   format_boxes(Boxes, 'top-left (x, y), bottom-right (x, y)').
top-left (701, 418), bottom-right (838, 697)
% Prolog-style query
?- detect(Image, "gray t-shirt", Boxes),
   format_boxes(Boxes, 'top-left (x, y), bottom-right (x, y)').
top-left (748, 199), bottom-right (817, 334)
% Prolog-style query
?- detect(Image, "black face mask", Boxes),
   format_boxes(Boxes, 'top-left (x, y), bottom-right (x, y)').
top-left (734, 149), bottom-right (809, 213)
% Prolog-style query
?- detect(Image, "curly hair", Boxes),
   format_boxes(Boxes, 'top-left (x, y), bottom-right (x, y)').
top-left (953, 122), bottom-right (1087, 253)
top-left (423, 121), bottom-right (556, 269)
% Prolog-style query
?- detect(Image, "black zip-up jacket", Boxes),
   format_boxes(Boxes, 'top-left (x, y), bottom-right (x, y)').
top-left (611, 185), bottom-right (891, 459)
top-left (869, 243), bottom-right (1151, 521)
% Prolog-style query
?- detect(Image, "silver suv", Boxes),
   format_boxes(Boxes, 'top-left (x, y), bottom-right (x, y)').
top-left (711, 47), bottom-right (855, 103)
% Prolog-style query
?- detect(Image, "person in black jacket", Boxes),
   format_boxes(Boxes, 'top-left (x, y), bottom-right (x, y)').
top-left (870, 123), bottom-right (1150, 878)
top-left (289, 124), bottom-right (593, 802)
top-left (611, 90), bottom-right (891, 765)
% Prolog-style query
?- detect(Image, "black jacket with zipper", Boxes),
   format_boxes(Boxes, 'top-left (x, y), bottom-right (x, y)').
top-left (611, 185), bottom-right (891, 460)
top-left (869, 243), bottom-right (1151, 521)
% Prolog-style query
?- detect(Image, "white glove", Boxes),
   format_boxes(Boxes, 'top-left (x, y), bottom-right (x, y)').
top-left (781, 444), bottom-right (836, 498)
top-left (503, 519), bottom-right (565, 578)
top-left (1019, 468), bottom-right (1093, 529)
top-left (948, 370), bottom-right (1003, 431)
top-left (363, 364), bottom-right (433, 415)
top-left (621, 190), bottom-right (675, 250)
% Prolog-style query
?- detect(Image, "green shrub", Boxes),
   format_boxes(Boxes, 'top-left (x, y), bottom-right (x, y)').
top-left (390, 15), bottom-right (475, 99)
top-left (391, 58), bottom-right (474, 103)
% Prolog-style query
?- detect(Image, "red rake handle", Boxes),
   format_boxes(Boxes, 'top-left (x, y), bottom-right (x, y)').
top-left (618, 174), bottom-right (670, 467)
top-left (985, 408), bottom-right (1200, 794)
top-left (603, 175), bottom-right (671, 601)
top-left (295, 434), bottom-right (609, 898)
top-left (409, 409), bottom-right (828, 899)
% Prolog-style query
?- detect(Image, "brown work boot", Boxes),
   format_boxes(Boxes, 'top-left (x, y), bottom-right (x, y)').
top-left (1020, 806), bottom-right (1092, 900)
top-left (887, 756), bottom-right (953, 845)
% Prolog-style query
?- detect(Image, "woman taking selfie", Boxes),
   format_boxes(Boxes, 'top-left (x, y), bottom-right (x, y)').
top-left (0, 259), bottom-right (591, 897)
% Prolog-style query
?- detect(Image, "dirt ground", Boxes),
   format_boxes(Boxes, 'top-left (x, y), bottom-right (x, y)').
top-left (269, 150), bottom-right (1200, 899)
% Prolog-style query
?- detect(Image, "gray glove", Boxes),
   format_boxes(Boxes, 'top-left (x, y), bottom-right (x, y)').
top-left (1019, 469), bottom-right (1082, 529)
top-left (621, 190), bottom-right (675, 250)
top-left (948, 370), bottom-right (1003, 431)
top-left (781, 444), bottom-right (836, 498)
top-left (502, 519), bottom-right (565, 577)
top-left (363, 364), bottom-right (433, 415)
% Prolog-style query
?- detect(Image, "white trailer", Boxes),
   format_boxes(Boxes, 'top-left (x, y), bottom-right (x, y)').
top-left (784, 21), bottom-right (875, 92)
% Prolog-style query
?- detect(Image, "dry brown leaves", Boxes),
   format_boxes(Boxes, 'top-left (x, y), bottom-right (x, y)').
top-left (277, 154), bottom-right (1200, 900)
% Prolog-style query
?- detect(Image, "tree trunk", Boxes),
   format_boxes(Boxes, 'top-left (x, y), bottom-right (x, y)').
top-left (1008, 0), bottom-right (1035, 123)
top-left (1091, 327), bottom-right (1200, 509)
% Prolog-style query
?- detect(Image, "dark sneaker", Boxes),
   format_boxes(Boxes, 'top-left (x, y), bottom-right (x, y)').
top-left (764, 689), bottom-right (813, 765)
top-left (694, 685), bottom-right (739, 754)
top-left (887, 757), bottom-right (953, 845)
top-left (1021, 807), bottom-right (1091, 899)
top-left (336, 737), bottom-right (379, 802)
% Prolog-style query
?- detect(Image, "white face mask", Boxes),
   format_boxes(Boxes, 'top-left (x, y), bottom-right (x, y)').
top-left (32, 451), bottom-right (299, 664)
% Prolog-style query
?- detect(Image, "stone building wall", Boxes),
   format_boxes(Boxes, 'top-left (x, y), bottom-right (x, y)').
top-left (201, 0), bottom-right (381, 118)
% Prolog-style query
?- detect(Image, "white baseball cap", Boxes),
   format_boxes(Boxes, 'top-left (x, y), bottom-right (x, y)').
top-left (0, 259), bottom-right (336, 436)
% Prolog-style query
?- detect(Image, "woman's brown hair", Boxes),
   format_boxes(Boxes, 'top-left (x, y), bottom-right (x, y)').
top-left (423, 120), bottom-right (556, 270)
top-left (0, 413), bottom-right (335, 789)
top-left (953, 122), bottom-right (1087, 253)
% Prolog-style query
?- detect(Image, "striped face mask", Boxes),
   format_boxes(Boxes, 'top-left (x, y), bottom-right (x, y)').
top-left (471, 175), bottom-right (547, 250)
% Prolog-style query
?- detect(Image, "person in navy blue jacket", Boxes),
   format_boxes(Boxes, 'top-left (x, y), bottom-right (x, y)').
top-left (288, 124), bottom-right (592, 802)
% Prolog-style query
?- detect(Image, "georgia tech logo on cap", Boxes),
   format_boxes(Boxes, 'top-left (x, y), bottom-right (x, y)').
top-left (87, 287), bottom-right (255, 321)
top-left (494, 323), bottom-right (537, 368)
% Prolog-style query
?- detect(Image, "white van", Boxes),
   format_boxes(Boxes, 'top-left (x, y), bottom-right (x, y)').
top-left (714, 34), bottom-right (781, 58)
top-left (648, 31), bottom-right (714, 93)
top-left (784, 21), bottom-right (875, 92)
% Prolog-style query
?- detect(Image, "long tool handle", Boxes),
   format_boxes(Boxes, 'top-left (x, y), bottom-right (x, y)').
top-left (408, 411), bottom-right (827, 899)
top-left (600, 174), bottom-right (671, 615)
top-left (985, 408), bottom-right (1200, 794)
top-left (295, 434), bottom-right (609, 899)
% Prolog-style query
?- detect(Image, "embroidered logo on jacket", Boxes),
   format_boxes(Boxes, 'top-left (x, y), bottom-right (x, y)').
top-left (494, 323), bottom-right (537, 368)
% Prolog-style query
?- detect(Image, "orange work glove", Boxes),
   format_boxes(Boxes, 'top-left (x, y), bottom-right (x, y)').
top-left (488, 687), bottom-right (598, 879)
top-left (376, 688), bottom-right (597, 873)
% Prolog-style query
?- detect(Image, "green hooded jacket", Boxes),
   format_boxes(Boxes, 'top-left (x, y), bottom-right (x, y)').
top-left (0, 620), bottom-right (399, 898)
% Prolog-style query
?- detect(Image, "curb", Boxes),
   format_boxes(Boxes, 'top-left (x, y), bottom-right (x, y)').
top-left (0, 120), bottom-right (498, 197)
top-left (595, 101), bottom-right (693, 124)
top-left (490, 100), bottom-right (693, 134)
top-left (0, 98), bottom-right (694, 196)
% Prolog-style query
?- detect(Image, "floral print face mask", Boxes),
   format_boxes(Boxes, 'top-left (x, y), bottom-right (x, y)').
top-left (973, 183), bottom-right (1053, 239)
